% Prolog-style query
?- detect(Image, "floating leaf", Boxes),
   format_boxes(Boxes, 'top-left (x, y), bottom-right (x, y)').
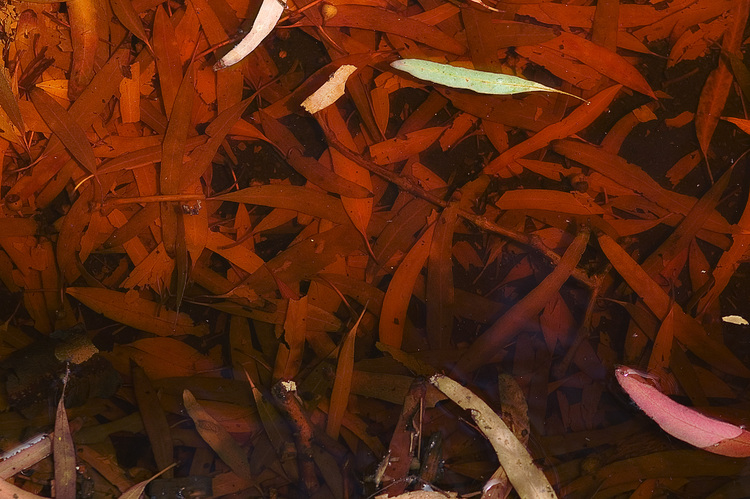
top-left (391, 59), bottom-right (587, 101)
top-left (616, 366), bottom-right (750, 457)
top-left (302, 65), bottom-right (357, 114)
top-left (722, 315), bottom-right (749, 326)
top-left (214, 0), bottom-right (284, 70)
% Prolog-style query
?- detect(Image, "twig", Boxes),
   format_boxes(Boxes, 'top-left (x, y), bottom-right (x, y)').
top-left (271, 379), bottom-right (320, 495)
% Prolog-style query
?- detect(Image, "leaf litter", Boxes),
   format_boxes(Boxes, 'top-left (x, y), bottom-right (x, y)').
top-left (1, 0), bottom-right (750, 498)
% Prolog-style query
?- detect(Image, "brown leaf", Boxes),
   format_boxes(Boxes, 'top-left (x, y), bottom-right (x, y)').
top-left (215, 184), bottom-right (352, 225)
top-left (152, 6), bottom-right (183, 116)
top-left (110, 0), bottom-right (152, 49)
top-left (66, 287), bottom-right (209, 336)
top-left (695, 0), bottom-right (750, 159)
top-left (183, 389), bottom-right (252, 478)
top-left (54, 381), bottom-right (76, 499)
top-left (380, 224), bottom-right (435, 348)
top-left (160, 63), bottom-right (195, 196)
top-left (300, 4), bottom-right (466, 55)
top-left (426, 204), bottom-right (457, 349)
top-left (273, 296), bottom-right (307, 380)
top-left (457, 230), bottom-right (589, 374)
top-left (597, 233), bottom-right (750, 377)
top-left (30, 88), bottom-right (97, 175)
top-left (484, 85), bottom-right (622, 175)
top-left (67, 0), bottom-right (102, 100)
top-left (327, 308), bottom-right (365, 439)
top-left (258, 111), bottom-right (373, 198)
top-left (132, 363), bottom-right (174, 478)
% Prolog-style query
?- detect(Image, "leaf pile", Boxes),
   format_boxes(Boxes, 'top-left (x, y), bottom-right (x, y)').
top-left (1, 0), bottom-right (750, 497)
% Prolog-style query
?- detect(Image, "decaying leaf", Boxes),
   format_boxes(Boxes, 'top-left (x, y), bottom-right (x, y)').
top-left (54, 378), bottom-right (76, 499)
top-left (183, 389), bottom-right (252, 479)
top-left (431, 374), bottom-right (557, 499)
top-left (302, 65), bottom-right (357, 114)
top-left (2, 0), bottom-right (750, 495)
top-left (214, 0), bottom-right (284, 70)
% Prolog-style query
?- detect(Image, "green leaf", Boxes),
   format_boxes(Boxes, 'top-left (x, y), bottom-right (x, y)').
top-left (390, 59), bottom-right (587, 102)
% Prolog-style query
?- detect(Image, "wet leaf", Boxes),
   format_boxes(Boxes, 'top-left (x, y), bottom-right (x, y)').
top-left (379, 224), bottom-right (435, 348)
top-left (484, 85), bottom-right (622, 175)
top-left (30, 87), bottom-right (97, 174)
top-left (597, 233), bottom-right (750, 377)
top-left (54, 380), bottom-right (76, 499)
top-left (302, 65), bottom-right (357, 114)
top-left (391, 59), bottom-right (586, 100)
top-left (67, 0), bottom-right (102, 100)
top-left (132, 363), bottom-right (174, 478)
top-left (110, 0), bottom-right (151, 49)
top-left (695, 0), bottom-right (750, 160)
top-left (66, 288), bottom-right (209, 337)
top-left (327, 308), bottom-right (365, 439)
top-left (457, 230), bottom-right (589, 374)
top-left (183, 389), bottom-right (252, 479)
top-left (214, 0), bottom-right (284, 70)
top-left (616, 366), bottom-right (750, 457)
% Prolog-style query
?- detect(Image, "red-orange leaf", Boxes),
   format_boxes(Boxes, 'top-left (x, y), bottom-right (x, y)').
top-left (379, 224), bottom-right (435, 348)
top-left (484, 84), bottom-right (622, 175)
top-left (327, 308), bottom-right (365, 439)
top-left (30, 87), bottom-right (97, 174)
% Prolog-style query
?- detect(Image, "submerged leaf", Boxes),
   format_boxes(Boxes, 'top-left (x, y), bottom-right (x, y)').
top-left (327, 308), bottom-right (365, 439)
top-left (183, 390), bottom-right (252, 479)
top-left (391, 59), bottom-right (587, 101)
top-left (30, 88), bottom-right (97, 174)
top-left (54, 382), bottom-right (76, 499)
top-left (431, 374), bottom-right (557, 498)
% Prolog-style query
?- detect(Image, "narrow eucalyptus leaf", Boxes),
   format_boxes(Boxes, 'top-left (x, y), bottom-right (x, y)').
top-left (390, 59), bottom-right (587, 102)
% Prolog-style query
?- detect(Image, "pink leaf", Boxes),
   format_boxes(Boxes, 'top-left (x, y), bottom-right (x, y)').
top-left (616, 366), bottom-right (750, 457)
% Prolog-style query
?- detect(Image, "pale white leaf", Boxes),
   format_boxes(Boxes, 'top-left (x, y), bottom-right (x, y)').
top-left (214, 0), bottom-right (285, 70)
top-left (722, 315), bottom-right (749, 326)
top-left (301, 65), bottom-right (358, 114)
